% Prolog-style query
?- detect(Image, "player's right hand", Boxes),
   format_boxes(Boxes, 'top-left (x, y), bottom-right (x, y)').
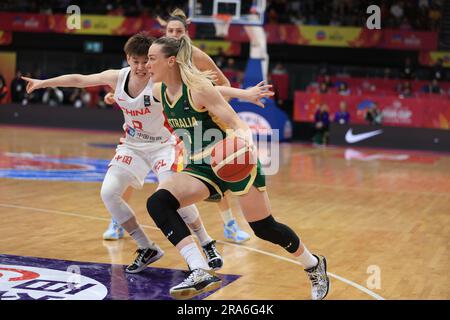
top-left (21, 76), bottom-right (44, 94)
top-left (104, 92), bottom-right (116, 104)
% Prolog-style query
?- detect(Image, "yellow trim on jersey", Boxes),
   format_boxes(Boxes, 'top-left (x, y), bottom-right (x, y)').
top-left (163, 87), bottom-right (183, 109)
top-left (182, 171), bottom-right (224, 197)
top-left (185, 83), bottom-right (230, 132)
top-left (186, 85), bottom-right (208, 113)
top-left (228, 165), bottom-right (258, 196)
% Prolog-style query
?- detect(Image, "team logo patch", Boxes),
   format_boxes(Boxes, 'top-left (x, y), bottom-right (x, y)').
top-left (0, 152), bottom-right (157, 183)
top-left (126, 126), bottom-right (136, 137)
top-left (144, 95), bottom-right (151, 107)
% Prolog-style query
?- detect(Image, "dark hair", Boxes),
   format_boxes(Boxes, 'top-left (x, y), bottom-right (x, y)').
top-left (124, 32), bottom-right (154, 57)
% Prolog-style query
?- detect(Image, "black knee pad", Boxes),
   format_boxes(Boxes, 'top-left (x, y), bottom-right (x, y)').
top-left (249, 215), bottom-right (300, 253)
top-left (146, 189), bottom-right (191, 246)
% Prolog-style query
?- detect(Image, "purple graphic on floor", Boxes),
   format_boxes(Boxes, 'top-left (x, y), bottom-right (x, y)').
top-left (0, 254), bottom-right (240, 300)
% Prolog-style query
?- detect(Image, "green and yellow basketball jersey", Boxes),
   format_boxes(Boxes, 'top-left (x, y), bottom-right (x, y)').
top-left (161, 82), bottom-right (227, 161)
top-left (161, 82), bottom-right (266, 200)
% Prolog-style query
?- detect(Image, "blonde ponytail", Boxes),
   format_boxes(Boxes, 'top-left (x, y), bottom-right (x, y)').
top-left (154, 35), bottom-right (215, 89)
top-left (176, 35), bottom-right (214, 89)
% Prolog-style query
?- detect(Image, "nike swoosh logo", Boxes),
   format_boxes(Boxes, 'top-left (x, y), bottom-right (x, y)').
top-left (345, 129), bottom-right (383, 143)
top-left (117, 98), bottom-right (126, 101)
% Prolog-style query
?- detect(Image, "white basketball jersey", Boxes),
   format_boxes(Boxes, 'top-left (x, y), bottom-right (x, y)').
top-left (114, 67), bottom-right (175, 150)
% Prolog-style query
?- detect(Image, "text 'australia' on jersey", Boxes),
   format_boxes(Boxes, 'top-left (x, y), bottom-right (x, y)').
top-left (161, 82), bottom-right (228, 158)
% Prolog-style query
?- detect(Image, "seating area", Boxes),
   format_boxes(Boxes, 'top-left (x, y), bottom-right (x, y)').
top-left (308, 75), bottom-right (450, 98)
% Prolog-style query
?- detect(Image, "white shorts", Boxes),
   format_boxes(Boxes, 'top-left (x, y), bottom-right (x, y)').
top-left (108, 141), bottom-right (183, 189)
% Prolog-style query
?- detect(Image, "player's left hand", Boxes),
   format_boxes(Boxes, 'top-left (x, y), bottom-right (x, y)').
top-left (104, 92), bottom-right (115, 105)
top-left (245, 81), bottom-right (274, 108)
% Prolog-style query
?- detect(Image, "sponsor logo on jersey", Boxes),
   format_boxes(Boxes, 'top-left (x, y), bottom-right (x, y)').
top-left (126, 126), bottom-right (136, 137)
top-left (144, 95), bottom-right (151, 107)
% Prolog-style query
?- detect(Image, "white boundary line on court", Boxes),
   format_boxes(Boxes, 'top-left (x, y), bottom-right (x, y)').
top-left (0, 203), bottom-right (386, 300)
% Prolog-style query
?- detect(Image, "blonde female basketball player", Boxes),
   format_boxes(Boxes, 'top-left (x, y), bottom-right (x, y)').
top-left (160, 8), bottom-right (253, 244)
top-left (144, 35), bottom-right (330, 300)
top-left (22, 32), bottom-right (272, 273)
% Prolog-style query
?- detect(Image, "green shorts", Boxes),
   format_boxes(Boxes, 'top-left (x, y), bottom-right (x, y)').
top-left (183, 160), bottom-right (266, 201)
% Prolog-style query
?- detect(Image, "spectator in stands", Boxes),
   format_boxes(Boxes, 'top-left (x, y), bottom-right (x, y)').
top-left (223, 58), bottom-right (236, 72)
top-left (398, 80), bottom-right (414, 98)
top-left (69, 88), bottom-right (91, 109)
top-left (397, 80), bottom-right (413, 97)
top-left (422, 79), bottom-right (443, 95)
top-left (323, 74), bottom-right (333, 89)
top-left (402, 57), bottom-right (415, 79)
top-left (334, 101), bottom-right (350, 125)
top-left (272, 62), bottom-right (287, 75)
top-left (337, 82), bottom-right (350, 96)
top-left (313, 103), bottom-right (330, 145)
top-left (432, 58), bottom-right (445, 82)
top-left (365, 103), bottom-right (382, 125)
top-left (390, 1), bottom-right (404, 27)
top-left (10, 71), bottom-right (27, 103)
top-left (97, 86), bottom-right (110, 109)
top-left (42, 87), bottom-right (63, 107)
top-left (214, 47), bottom-right (226, 69)
top-left (0, 73), bottom-right (8, 104)
top-left (319, 82), bottom-right (329, 94)
top-left (429, 2), bottom-right (442, 30)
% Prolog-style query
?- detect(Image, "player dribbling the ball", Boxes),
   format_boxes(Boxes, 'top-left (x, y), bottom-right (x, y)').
top-left (145, 35), bottom-right (330, 300)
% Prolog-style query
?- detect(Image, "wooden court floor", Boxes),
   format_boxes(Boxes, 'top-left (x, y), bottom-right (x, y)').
top-left (0, 125), bottom-right (449, 300)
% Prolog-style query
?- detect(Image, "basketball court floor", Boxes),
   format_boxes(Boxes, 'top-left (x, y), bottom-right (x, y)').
top-left (0, 125), bottom-right (449, 300)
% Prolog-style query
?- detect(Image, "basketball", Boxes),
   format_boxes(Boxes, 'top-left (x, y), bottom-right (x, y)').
top-left (210, 136), bottom-right (256, 182)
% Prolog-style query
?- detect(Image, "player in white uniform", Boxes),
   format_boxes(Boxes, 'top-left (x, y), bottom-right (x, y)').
top-left (22, 32), bottom-right (273, 273)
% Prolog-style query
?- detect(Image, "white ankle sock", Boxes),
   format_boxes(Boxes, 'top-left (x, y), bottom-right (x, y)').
top-left (191, 225), bottom-right (213, 247)
top-left (179, 242), bottom-right (209, 270)
top-left (297, 246), bottom-right (319, 270)
top-left (220, 209), bottom-right (234, 225)
top-left (129, 226), bottom-right (154, 249)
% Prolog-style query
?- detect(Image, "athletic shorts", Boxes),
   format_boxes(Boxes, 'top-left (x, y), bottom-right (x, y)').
top-left (182, 160), bottom-right (266, 201)
top-left (109, 141), bottom-right (183, 189)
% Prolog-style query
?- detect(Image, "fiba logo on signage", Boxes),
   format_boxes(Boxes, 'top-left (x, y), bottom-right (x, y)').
top-left (0, 265), bottom-right (108, 300)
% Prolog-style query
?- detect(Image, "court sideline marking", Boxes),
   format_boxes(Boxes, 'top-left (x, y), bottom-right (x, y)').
top-left (0, 203), bottom-right (385, 300)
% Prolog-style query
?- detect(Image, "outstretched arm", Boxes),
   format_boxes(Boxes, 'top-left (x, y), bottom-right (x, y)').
top-left (22, 69), bottom-right (119, 94)
top-left (216, 81), bottom-right (274, 108)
